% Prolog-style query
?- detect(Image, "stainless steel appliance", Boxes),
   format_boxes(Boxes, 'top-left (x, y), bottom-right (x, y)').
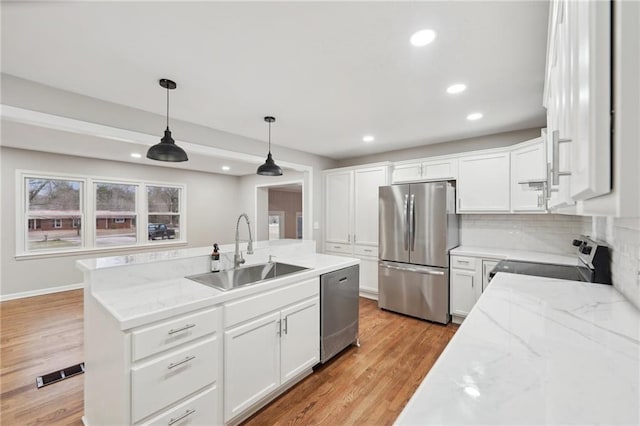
top-left (489, 235), bottom-right (611, 284)
top-left (378, 181), bottom-right (459, 324)
top-left (320, 265), bottom-right (360, 363)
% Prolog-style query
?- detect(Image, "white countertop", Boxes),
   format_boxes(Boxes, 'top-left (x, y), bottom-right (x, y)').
top-left (396, 273), bottom-right (640, 425)
top-left (451, 246), bottom-right (580, 266)
top-left (91, 253), bottom-right (359, 330)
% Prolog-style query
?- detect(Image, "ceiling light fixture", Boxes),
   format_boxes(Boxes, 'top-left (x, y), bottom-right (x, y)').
top-left (447, 84), bottom-right (467, 94)
top-left (130, 153), bottom-right (142, 158)
top-left (257, 116), bottom-right (283, 176)
top-left (362, 135), bottom-right (375, 143)
top-left (221, 166), bottom-right (230, 171)
top-left (467, 112), bottom-right (483, 121)
top-left (146, 79), bottom-right (188, 162)
top-left (410, 29), bottom-right (437, 47)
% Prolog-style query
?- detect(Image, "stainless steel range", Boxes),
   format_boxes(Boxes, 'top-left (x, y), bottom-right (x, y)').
top-left (489, 235), bottom-right (611, 284)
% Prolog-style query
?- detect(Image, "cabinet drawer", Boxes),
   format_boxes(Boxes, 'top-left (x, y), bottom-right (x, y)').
top-left (132, 308), bottom-right (218, 361)
top-left (353, 245), bottom-right (377, 258)
top-left (132, 337), bottom-right (218, 423)
top-left (324, 243), bottom-right (352, 254)
top-left (224, 278), bottom-right (319, 328)
top-left (139, 386), bottom-right (218, 426)
top-left (450, 256), bottom-right (477, 271)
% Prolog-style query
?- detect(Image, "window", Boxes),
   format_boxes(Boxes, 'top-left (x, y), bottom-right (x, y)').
top-left (25, 177), bottom-right (83, 251)
top-left (147, 186), bottom-right (181, 242)
top-left (95, 182), bottom-right (137, 247)
top-left (19, 172), bottom-right (186, 256)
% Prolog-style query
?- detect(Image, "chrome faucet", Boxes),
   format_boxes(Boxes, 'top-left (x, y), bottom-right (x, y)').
top-left (234, 213), bottom-right (254, 268)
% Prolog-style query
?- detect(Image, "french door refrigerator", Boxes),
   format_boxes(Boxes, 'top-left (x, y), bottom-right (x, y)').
top-left (378, 181), bottom-right (459, 324)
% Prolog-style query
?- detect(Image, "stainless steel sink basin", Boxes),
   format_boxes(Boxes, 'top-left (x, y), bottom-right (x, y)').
top-left (186, 262), bottom-right (309, 291)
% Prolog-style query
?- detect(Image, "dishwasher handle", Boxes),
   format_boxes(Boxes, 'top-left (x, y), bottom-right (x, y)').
top-left (379, 262), bottom-right (445, 276)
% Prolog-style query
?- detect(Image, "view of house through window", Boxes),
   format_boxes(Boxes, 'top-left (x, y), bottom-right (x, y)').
top-left (147, 185), bottom-right (181, 241)
top-left (26, 178), bottom-right (83, 251)
top-left (95, 182), bottom-right (137, 247)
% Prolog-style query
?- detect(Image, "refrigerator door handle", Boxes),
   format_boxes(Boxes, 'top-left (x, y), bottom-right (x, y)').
top-left (379, 263), bottom-right (445, 276)
top-left (409, 193), bottom-right (416, 251)
top-left (403, 194), bottom-right (409, 251)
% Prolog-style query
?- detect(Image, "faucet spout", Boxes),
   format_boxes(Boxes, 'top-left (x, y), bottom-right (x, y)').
top-left (234, 213), bottom-right (254, 268)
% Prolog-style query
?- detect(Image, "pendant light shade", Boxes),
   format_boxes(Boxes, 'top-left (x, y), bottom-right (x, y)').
top-left (147, 79), bottom-right (188, 162)
top-left (257, 116), bottom-right (283, 176)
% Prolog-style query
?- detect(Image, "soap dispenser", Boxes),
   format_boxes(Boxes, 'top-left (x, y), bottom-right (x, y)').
top-left (211, 243), bottom-right (221, 272)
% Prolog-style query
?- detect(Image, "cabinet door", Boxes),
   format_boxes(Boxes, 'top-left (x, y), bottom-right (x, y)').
top-left (224, 312), bottom-right (281, 422)
top-left (280, 298), bottom-right (319, 383)
top-left (421, 158), bottom-right (458, 181)
top-left (450, 269), bottom-right (478, 318)
top-left (511, 139), bottom-right (547, 212)
top-left (325, 171), bottom-right (353, 244)
top-left (457, 152), bottom-right (510, 212)
top-left (353, 166), bottom-right (387, 246)
top-left (482, 260), bottom-right (500, 292)
top-left (357, 256), bottom-right (378, 297)
top-left (391, 163), bottom-right (422, 183)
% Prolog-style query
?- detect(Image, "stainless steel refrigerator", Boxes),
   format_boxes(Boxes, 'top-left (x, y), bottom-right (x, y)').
top-left (378, 181), bottom-right (459, 324)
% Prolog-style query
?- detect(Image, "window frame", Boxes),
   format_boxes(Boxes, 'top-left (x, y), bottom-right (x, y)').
top-left (16, 170), bottom-right (187, 259)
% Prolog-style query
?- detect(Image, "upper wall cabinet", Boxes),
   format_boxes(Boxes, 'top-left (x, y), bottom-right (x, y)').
top-left (511, 137), bottom-right (547, 213)
top-left (544, 0), bottom-right (611, 205)
top-left (457, 152), bottom-right (510, 213)
top-left (391, 158), bottom-right (457, 184)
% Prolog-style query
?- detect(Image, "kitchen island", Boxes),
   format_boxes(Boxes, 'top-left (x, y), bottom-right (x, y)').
top-left (77, 240), bottom-right (359, 426)
top-left (396, 273), bottom-right (640, 425)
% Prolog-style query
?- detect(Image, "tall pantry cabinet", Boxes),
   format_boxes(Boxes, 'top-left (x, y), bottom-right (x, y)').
top-left (324, 164), bottom-right (389, 299)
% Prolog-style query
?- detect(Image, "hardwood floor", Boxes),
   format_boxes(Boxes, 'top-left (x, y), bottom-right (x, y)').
top-left (0, 290), bottom-right (84, 426)
top-left (0, 292), bottom-right (457, 426)
top-left (243, 298), bottom-right (458, 426)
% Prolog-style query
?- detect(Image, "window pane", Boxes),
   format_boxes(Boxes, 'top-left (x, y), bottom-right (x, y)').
top-left (26, 178), bottom-right (82, 251)
top-left (148, 186), bottom-right (181, 242)
top-left (95, 183), bottom-right (137, 247)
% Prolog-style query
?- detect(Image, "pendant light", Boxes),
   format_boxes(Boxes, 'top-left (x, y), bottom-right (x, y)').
top-left (146, 78), bottom-right (188, 162)
top-left (257, 116), bottom-right (283, 176)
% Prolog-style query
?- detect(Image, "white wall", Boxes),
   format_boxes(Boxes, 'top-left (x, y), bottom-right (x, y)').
top-left (460, 214), bottom-right (592, 255)
top-left (591, 217), bottom-right (640, 310)
top-left (0, 147), bottom-right (242, 298)
top-left (336, 128), bottom-right (542, 167)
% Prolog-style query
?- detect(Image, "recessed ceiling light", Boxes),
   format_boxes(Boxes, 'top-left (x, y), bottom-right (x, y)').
top-left (410, 29), bottom-right (437, 47)
top-left (130, 153), bottom-right (142, 158)
top-left (362, 135), bottom-right (375, 143)
top-left (221, 166), bottom-right (230, 171)
top-left (447, 84), bottom-right (467, 94)
top-left (467, 113), bottom-right (483, 121)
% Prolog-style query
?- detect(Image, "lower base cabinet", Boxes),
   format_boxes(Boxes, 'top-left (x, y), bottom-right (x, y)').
top-left (450, 255), bottom-right (500, 323)
top-left (325, 245), bottom-right (379, 299)
top-left (223, 279), bottom-right (320, 423)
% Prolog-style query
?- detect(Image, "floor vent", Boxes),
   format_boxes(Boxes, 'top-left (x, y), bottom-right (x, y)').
top-left (36, 362), bottom-right (85, 389)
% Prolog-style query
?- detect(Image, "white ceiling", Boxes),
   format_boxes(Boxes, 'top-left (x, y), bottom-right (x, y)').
top-left (1, 1), bottom-right (548, 160)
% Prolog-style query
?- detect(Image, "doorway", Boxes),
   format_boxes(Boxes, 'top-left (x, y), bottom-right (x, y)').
top-left (255, 181), bottom-right (303, 241)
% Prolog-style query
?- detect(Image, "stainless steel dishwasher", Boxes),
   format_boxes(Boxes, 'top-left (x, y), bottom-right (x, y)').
top-left (320, 265), bottom-right (360, 363)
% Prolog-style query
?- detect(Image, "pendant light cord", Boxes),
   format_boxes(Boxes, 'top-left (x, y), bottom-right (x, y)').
top-left (166, 87), bottom-right (170, 129)
top-left (268, 121), bottom-right (272, 154)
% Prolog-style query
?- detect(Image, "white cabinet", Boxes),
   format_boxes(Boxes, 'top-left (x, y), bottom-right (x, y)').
top-left (544, 0), bottom-right (612, 208)
top-left (481, 260), bottom-right (500, 292)
top-left (223, 279), bottom-right (319, 423)
top-left (391, 158), bottom-right (458, 184)
top-left (450, 255), bottom-right (500, 323)
top-left (511, 137), bottom-right (547, 212)
top-left (324, 164), bottom-right (388, 297)
top-left (457, 152), bottom-right (510, 213)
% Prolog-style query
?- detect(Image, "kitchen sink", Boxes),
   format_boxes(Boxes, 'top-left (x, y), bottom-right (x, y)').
top-left (185, 262), bottom-right (309, 291)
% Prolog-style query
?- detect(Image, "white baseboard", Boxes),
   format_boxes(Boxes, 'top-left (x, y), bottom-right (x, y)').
top-left (0, 282), bottom-right (84, 302)
top-left (359, 288), bottom-right (378, 301)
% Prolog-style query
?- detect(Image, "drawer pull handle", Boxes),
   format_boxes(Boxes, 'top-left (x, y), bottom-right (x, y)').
top-left (167, 324), bottom-right (196, 335)
top-left (168, 408), bottom-right (196, 425)
top-left (457, 260), bottom-right (470, 264)
top-left (333, 246), bottom-right (341, 249)
top-left (339, 277), bottom-right (348, 283)
top-left (167, 355), bottom-right (196, 370)
top-left (364, 249), bottom-right (373, 252)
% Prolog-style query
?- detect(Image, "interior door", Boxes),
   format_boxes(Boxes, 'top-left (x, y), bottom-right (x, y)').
top-left (378, 185), bottom-right (410, 263)
top-left (409, 182), bottom-right (448, 267)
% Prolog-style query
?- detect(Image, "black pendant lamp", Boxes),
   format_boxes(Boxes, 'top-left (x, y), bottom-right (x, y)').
top-left (146, 79), bottom-right (188, 162)
top-left (257, 116), bottom-right (283, 176)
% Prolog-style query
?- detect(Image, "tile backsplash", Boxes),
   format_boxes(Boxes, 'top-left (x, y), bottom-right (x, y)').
top-left (591, 217), bottom-right (640, 310)
top-left (460, 214), bottom-right (592, 255)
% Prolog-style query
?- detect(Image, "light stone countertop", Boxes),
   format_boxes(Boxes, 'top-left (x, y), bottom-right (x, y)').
top-left (90, 252), bottom-right (359, 330)
top-left (396, 273), bottom-right (640, 425)
top-left (450, 246), bottom-right (580, 266)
